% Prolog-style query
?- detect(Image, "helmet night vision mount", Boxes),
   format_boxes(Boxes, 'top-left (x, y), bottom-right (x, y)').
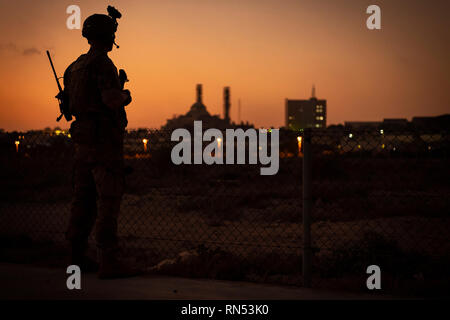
top-left (107, 5), bottom-right (122, 48)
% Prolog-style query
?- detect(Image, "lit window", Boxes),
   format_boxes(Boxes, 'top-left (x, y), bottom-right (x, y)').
top-left (316, 105), bottom-right (323, 114)
top-left (316, 116), bottom-right (324, 121)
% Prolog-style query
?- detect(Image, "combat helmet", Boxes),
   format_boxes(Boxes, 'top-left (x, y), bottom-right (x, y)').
top-left (82, 14), bottom-right (117, 42)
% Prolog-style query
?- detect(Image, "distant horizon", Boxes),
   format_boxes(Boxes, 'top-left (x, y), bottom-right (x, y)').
top-left (2, 112), bottom-right (448, 133)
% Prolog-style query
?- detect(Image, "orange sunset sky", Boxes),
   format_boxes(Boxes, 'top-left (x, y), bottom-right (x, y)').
top-left (0, 0), bottom-right (449, 131)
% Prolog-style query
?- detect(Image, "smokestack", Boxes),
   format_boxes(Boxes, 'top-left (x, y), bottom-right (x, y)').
top-left (238, 99), bottom-right (241, 124)
top-left (196, 84), bottom-right (202, 103)
top-left (223, 86), bottom-right (230, 123)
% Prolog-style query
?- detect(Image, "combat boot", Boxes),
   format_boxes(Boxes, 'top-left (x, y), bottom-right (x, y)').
top-left (97, 248), bottom-right (140, 279)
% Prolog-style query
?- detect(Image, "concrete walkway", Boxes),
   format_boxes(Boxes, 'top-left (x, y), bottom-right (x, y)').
top-left (0, 263), bottom-right (389, 300)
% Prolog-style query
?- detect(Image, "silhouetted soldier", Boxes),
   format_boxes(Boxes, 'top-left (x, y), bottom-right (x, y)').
top-left (64, 10), bottom-right (136, 278)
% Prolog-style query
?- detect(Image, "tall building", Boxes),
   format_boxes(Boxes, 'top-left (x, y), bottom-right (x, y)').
top-left (285, 85), bottom-right (327, 130)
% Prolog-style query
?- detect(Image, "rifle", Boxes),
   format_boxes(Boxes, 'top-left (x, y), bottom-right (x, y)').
top-left (118, 69), bottom-right (129, 128)
top-left (119, 69), bottom-right (128, 89)
top-left (46, 50), bottom-right (72, 122)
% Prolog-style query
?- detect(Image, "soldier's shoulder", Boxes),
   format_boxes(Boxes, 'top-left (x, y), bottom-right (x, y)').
top-left (91, 53), bottom-right (117, 71)
top-left (65, 54), bottom-right (88, 72)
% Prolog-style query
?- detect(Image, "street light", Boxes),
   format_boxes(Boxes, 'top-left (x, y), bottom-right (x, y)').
top-left (15, 140), bottom-right (20, 153)
top-left (297, 136), bottom-right (302, 157)
top-left (216, 137), bottom-right (222, 158)
top-left (142, 138), bottom-right (148, 152)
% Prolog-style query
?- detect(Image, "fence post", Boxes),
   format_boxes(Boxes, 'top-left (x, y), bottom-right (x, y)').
top-left (302, 128), bottom-right (312, 287)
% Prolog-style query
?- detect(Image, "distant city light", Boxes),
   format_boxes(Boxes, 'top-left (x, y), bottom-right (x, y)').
top-left (15, 140), bottom-right (20, 153)
top-left (349, 133), bottom-right (353, 138)
top-left (380, 129), bottom-right (384, 135)
top-left (216, 137), bottom-right (222, 158)
top-left (297, 136), bottom-right (302, 157)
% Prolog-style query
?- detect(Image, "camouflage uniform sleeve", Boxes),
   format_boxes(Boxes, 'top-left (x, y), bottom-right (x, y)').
top-left (63, 61), bottom-right (78, 117)
top-left (63, 65), bottom-right (71, 89)
top-left (91, 54), bottom-right (128, 132)
top-left (93, 55), bottom-right (121, 92)
top-left (63, 61), bottom-right (76, 92)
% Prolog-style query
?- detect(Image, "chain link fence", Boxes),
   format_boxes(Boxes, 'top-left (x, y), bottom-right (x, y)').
top-left (0, 127), bottom-right (449, 296)
top-left (304, 128), bottom-right (450, 295)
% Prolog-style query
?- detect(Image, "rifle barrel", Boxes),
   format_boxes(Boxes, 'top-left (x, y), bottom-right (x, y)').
top-left (46, 50), bottom-right (63, 93)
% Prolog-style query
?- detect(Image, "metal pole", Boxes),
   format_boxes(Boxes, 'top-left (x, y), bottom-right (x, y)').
top-left (302, 129), bottom-right (312, 287)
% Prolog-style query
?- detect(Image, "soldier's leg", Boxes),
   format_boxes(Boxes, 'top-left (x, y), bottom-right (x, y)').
top-left (93, 161), bottom-right (138, 278)
top-left (92, 163), bottom-right (123, 250)
top-left (66, 162), bottom-right (98, 265)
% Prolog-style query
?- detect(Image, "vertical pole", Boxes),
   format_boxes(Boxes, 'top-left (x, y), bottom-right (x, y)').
top-left (302, 128), bottom-right (312, 287)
